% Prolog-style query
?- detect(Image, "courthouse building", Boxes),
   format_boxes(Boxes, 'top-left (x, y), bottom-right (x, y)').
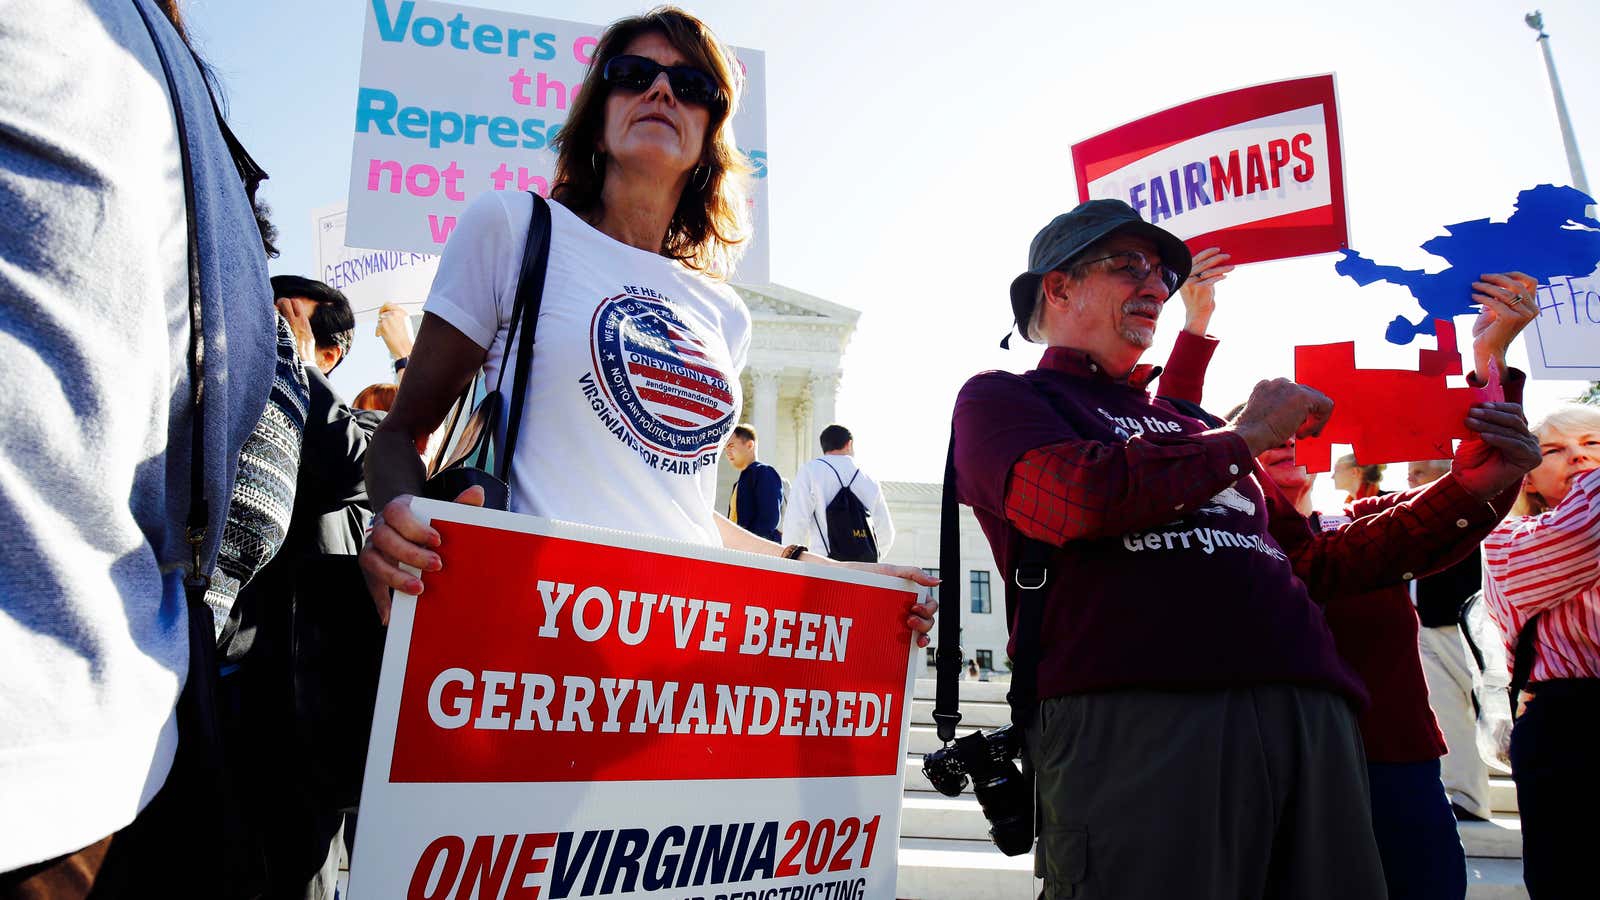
top-left (718, 284), bottom-right (1009, 680)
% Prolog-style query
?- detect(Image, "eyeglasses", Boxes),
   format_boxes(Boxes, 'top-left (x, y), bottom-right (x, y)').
top-left (601, 55), bottom-right (725, 109)
top-left (1074, 250), bottom-right (1184, 296)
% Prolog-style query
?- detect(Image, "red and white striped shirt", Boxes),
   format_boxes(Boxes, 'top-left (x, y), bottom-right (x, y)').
top-left (1482, 468), bottom-right (1600, 683)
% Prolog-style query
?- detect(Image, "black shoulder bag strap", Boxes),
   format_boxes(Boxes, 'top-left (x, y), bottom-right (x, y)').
top-left (463, 193), bottom-right (551, 482)
top-left (498, 192), bottom-right (552, 482)
top-left (1509, 613), bottom-right (1541, 717)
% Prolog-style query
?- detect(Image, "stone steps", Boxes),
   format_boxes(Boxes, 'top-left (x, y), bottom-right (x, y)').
top-left (894, 837), bottom-right (1529, 900)
top-left (896, 793), bottom-right (1524, 858)
top-left (1491, 776), bottom-right (1518, 814)
top-left (912, 680), bottom-right (1009, 703)
top-left (901, 757), bottom-right (1519, 813)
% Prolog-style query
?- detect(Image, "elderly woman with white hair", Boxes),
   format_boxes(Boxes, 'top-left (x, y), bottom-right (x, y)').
top-left (1481, 402), bottom-right (1600, 899)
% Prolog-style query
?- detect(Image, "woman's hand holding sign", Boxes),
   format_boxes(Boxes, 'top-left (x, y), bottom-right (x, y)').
top-left (1178, 247), bottom-right (1234, 336)
top-left (360, 485), bottom-right (485, 625)
top-left (847, 563), bottom-right (940, 648)
top-left (1469, 271), bottom-right (1539, 384)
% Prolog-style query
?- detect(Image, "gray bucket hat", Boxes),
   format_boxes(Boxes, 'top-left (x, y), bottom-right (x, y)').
top-left (1006, 199), bottom-right (1193, 345)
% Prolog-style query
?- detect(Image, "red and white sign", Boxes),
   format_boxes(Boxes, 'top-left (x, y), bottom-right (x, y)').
top-left (1072, 74), bottom-right (1349, 266)
top-left (348, 500), bottom-right (921, 900)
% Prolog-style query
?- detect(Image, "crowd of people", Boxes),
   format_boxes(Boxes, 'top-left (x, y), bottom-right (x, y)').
top-left (1, 3), bottom-right (1595, 900)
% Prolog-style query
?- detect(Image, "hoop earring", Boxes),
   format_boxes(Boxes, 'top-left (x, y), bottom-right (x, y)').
top-left (693, 164), bottom-right (711, 192)
top-left (592, 150), bottom-right (605, 175)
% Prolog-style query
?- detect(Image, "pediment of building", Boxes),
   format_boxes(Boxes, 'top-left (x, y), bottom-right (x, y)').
top-left (735, 282), bottom-right (861, 325)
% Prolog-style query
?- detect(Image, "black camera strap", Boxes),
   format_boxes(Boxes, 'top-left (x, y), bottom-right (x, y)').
top-left (934, 428), bottom-right (964, 743)
top-left (936, 425), bottom-right (1056, 739)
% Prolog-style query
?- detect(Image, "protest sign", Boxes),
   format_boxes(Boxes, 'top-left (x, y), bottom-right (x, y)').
top-left (313, 202), bottom-right (440, 314)
top-left (1072, 75), bottom-right (1347, 266)
top-left (1522, 270), bottom-right (1600, 379)
top-left (346, 0), bottom-right (770, 284)
top-left (1335, 184), bottom-right (1600, 348)
top-left (1294, 320), bottom-right (1497, 473)
top-left (309, 201), bottom-right (437, 400)
top-left (348, 500), bottom-right (919, 900)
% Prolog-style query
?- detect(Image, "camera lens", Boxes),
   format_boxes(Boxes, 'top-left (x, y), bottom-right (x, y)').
top-left (971, 763), bottom-right (1034, 856)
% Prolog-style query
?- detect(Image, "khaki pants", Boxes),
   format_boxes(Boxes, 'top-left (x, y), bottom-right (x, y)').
top-left (1026, 686), bottom-right (1386, 900)
top-left (1418, 624), bottom-right (1490, 818)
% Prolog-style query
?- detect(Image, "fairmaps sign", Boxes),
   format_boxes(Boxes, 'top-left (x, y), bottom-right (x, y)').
top-left (346, 0), bottom-right (771, 283)
top-left (348, 501), bottom-right (920, 900)
top-left (1072, 75), bottom-right (1349, 266)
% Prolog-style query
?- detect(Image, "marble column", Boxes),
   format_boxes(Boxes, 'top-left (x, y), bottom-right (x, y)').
top-left (808, 371), bottom-right (841, 454)
top-left (750, 369), bottom-right (780, 448)
top-left (792, 387), bottom-right (814, 465)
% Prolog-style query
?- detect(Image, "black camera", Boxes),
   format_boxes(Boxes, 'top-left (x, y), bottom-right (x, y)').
top-left (921, 724), bottom-right (1034, 856)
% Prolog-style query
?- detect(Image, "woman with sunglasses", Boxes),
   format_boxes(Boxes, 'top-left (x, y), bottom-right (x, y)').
top-left (360, 7), bottom-right (937, 632)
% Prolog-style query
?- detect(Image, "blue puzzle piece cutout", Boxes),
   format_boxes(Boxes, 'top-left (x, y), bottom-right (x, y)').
top-left (1335, 184), bottom-right (1600, 344)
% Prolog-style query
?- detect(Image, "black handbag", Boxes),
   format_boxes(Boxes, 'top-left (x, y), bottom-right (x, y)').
top-left (422, 194), bottom-right (552, 510)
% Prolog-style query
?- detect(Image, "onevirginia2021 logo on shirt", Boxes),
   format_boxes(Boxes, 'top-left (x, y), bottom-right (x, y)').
top-left (585, 288), bottom-right (737, 470)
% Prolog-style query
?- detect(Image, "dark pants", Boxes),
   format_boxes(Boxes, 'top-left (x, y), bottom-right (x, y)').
top-left (1368, 760), bottom-right (1467, 900)
top-left (1510, 680), bottom-right (1600, 900)
top-left (1026, 685), bottom-right (1386, 900)
top-left (221, 665), bottom-right (344, 900)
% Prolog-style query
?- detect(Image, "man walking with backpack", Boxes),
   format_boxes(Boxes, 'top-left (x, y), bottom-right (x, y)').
top-left (782, 424), bottom-right (894, 563)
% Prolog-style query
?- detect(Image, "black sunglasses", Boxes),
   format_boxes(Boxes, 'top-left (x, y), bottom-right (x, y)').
top-left (601, 55), bottom-right (724, 109)
top-left (1074, 250), bottom-right (1184, 295)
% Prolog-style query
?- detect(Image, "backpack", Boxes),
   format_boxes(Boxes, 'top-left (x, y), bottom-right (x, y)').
top-left (814, 460), bottom-right (879, 562)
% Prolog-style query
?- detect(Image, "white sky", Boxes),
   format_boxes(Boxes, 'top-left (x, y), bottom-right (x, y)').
top-left (188, 0), bottom-right (1599, 499)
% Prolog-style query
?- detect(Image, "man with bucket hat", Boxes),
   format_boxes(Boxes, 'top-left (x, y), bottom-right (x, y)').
top-left (948, 200), bottom-right (1541, 899)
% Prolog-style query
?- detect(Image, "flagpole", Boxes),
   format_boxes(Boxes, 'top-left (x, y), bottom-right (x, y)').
top-left (1525, 10), bottom-right (1590, 196)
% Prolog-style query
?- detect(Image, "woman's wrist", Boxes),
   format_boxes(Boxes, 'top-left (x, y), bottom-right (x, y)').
top-left (1470, 349), bottom-right (1507, 385)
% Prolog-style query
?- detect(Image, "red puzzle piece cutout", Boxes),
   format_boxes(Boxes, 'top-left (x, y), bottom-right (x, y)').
top-left (1294, 320), bottom-right (1492, 474)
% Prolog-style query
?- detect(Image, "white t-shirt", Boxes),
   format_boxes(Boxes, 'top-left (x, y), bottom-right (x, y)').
top-left (425, 191), bottom-right (750, 545)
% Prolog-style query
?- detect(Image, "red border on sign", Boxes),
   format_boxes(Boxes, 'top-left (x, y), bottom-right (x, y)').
top-left (388, 521), bottom-right (915, 784)
top-left (1069, 75), bottom-right (1347, 266)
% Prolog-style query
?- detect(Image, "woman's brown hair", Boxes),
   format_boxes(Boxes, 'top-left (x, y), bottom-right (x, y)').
top-left (353, 382), bottom-right (399, 412)
top-left (550, 6), bottom-right (751, 278)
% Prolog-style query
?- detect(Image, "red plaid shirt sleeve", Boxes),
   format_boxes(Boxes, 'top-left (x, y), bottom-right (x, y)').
top-left (1153, 330), bottom-right (1219, 407)
top-left (1269, 473), bottom-right (1513, 600)
top-left (1005, 430), bottom-right (1256, 545)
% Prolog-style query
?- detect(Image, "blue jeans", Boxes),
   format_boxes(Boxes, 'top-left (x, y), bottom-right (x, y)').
top-left (1367, 760), bottom-right (1467, 900)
